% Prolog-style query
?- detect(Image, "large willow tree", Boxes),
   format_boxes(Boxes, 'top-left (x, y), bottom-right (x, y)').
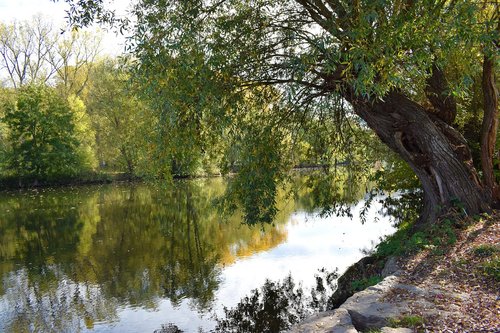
top-left (59, 0), bottom-right (499, 224)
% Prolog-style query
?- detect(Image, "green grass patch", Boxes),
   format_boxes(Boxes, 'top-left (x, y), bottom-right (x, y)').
top-left (473, 244), bottom-right (499, 258)
top-left (479, 257), bottom-right (500, 281)
top-left (388, 315), bottom-right (424, 329)
top-left (374, 218), bottom-right (459, 258)
top-left (350, 275), bottom-right (382, 292)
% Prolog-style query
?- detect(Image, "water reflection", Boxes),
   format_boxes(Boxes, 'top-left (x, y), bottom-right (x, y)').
top-left (0, 179), bottom-right (295, 332)
top-left (0, 175), bottom-right (395, 332)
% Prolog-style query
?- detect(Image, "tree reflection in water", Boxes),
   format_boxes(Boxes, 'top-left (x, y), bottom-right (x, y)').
top-left (0, 172), bottom-right (388, 332)
top-left (154, 268), bottom-right (338, 333)
top-left (0, 178), bottom-right (299, 332)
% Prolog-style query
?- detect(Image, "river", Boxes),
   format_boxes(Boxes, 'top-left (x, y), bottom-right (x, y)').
top-left (0, 176), bottom-right (396, 332)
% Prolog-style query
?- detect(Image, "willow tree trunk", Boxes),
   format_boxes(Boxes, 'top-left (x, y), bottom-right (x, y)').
top-left (349, 91), bottom-right (490, 223)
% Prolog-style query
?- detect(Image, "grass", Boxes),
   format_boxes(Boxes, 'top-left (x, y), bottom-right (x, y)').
top-left (374, 217), bottom-right (459, 259)
top-left (479, 257), bottom-right (500, 281)
top-left (472, 244), bottom-right (500, 281)
top-left (473, 244), bottom-right (499, 258)
top-left (388, 315), bottom-right (425, 329)
top-left (350, 275), bottom-right (382, 292)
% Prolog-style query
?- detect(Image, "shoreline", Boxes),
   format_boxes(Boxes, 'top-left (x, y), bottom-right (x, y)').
top-left (0, 165), bottom-right (333, 191)
top-left (289, 214), bottom-right (499, 332)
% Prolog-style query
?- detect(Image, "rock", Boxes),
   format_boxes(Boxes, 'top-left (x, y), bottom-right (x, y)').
top-left (391, 283), bottom-right (426, 295)
top-left (339, 276), bottom-right (413, 331)
top-left (427, 284), bottom-right (470, 301)
top-left (288, 308), bottom-right (358, 333)
top-left (328, 255), bottom-right (384, 309)
top-left (380, 328), bottom-right (413, 333)
top-left (381, 256), bottom-right (401, 277)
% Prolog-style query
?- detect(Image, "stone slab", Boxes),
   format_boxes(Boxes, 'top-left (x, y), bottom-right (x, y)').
top-left (288, 308), bottom-right (358, 333)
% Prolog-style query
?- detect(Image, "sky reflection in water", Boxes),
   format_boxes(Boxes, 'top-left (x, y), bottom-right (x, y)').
top-left (0, 177), bottom-right (396, 333)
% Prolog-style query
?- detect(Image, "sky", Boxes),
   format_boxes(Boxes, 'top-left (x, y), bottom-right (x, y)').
top-left (0, 0), bottom-right (130, 55)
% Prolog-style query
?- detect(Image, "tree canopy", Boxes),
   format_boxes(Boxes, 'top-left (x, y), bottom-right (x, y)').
top-left (53, 0), bottom-right (500, 223)
top-left (2, 85), bottom-right (94, 180)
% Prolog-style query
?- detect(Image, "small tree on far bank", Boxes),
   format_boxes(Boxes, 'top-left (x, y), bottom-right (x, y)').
top-left (2, 85), bottom-right (95, 181)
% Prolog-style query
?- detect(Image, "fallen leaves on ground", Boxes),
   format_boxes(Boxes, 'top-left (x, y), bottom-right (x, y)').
top-left (387, 214), bottom-right (499, 332)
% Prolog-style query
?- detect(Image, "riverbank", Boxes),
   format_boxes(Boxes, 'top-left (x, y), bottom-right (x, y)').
top-left (0, 166), bottom-right (328, 191)
top-left (0, 172), bottom-right (127, 189)
top-left (290, 212), bottom-right (499, 332)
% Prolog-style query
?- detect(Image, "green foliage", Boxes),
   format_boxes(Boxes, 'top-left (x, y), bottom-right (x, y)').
top-left (373, 223), bottom-right (414, 258)
top-left (374, 218), bottom-right (459, 258)
top-left (480, 257), bottom-right (500, 282)
top-left (130, 41), bottom-right (232, 179)
top-left (0, 88), bottom-right (13, 175)
top-left (370, 154), bottom-right (420, 193)
top-left (350, 275), bottom-right (382, 292)
top-left (85, 58), bottom-right (146, 175)
top-left (1, 85), bottom-right (95, 180)
top-left (67, 94), bottom-right (97, 170)
top-left (52, 0), bottom-right (500, 227)
top-left (388, 315), bottom-right (424, 329)
top-left (221, 110), bottom-right (289, 223)
top-left (473, 244), bottom-right (499, 258)
top-left (474, 243), bottom-right (500, 282)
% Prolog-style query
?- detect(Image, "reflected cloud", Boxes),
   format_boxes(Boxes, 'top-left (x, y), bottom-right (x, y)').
top-left (0, 176), bottom-right (396, 332)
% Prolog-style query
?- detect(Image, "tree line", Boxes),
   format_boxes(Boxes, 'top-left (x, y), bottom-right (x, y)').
top-left (0, 17), bottom-right (142, 182)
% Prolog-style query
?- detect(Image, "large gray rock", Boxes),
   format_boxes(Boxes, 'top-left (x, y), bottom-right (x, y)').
top-left (340, 276), bottom-right (410, 331)
top-left (289, 255), bottom-right (463, 333)
top-left (328, 255), bottom-right (382, 309)
top-left (381, 256), bottom-right (401, 277)
top-left (288, 308), bottom-right (358, 333)
top-left (288, 273), bottom-right (423, 332)
top-left (380, 328), bottom-right (413, 333)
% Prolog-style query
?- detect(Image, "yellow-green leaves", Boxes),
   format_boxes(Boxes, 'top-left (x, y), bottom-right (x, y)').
top-left (3, 85), bottom-right (92, 180)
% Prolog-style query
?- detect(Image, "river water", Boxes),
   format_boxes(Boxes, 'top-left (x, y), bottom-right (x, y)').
top-left (0, 176), bottom-right (396, 332)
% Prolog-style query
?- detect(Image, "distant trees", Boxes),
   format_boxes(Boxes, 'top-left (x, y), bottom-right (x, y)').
top-left (0, 16), bottom-right (161, 183)
top-left (0, 16), bottom-right (57, 88)
top-left (85, 59), bottom-right (145, 174)
top-left (0, 17), bottom-right (128, 183)
top-left (51, 29), bottom-right (102, 96)
top-left (0, 16), bottom-right (101, 92)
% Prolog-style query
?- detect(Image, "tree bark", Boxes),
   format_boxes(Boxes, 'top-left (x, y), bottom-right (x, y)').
top-left (425, 64), bottom-right (457, 125)
top-left (348, 91), bottom-right (490, 223)
top-left (480, 54), bottom-right (499, 202)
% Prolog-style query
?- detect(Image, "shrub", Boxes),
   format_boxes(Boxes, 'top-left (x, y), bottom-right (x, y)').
top-left (480, 257), bottom-right (500, 282)
top-left (389, 315), bottom-right (424, 329)
top-left (473, 244), bottom-right (499, 258)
